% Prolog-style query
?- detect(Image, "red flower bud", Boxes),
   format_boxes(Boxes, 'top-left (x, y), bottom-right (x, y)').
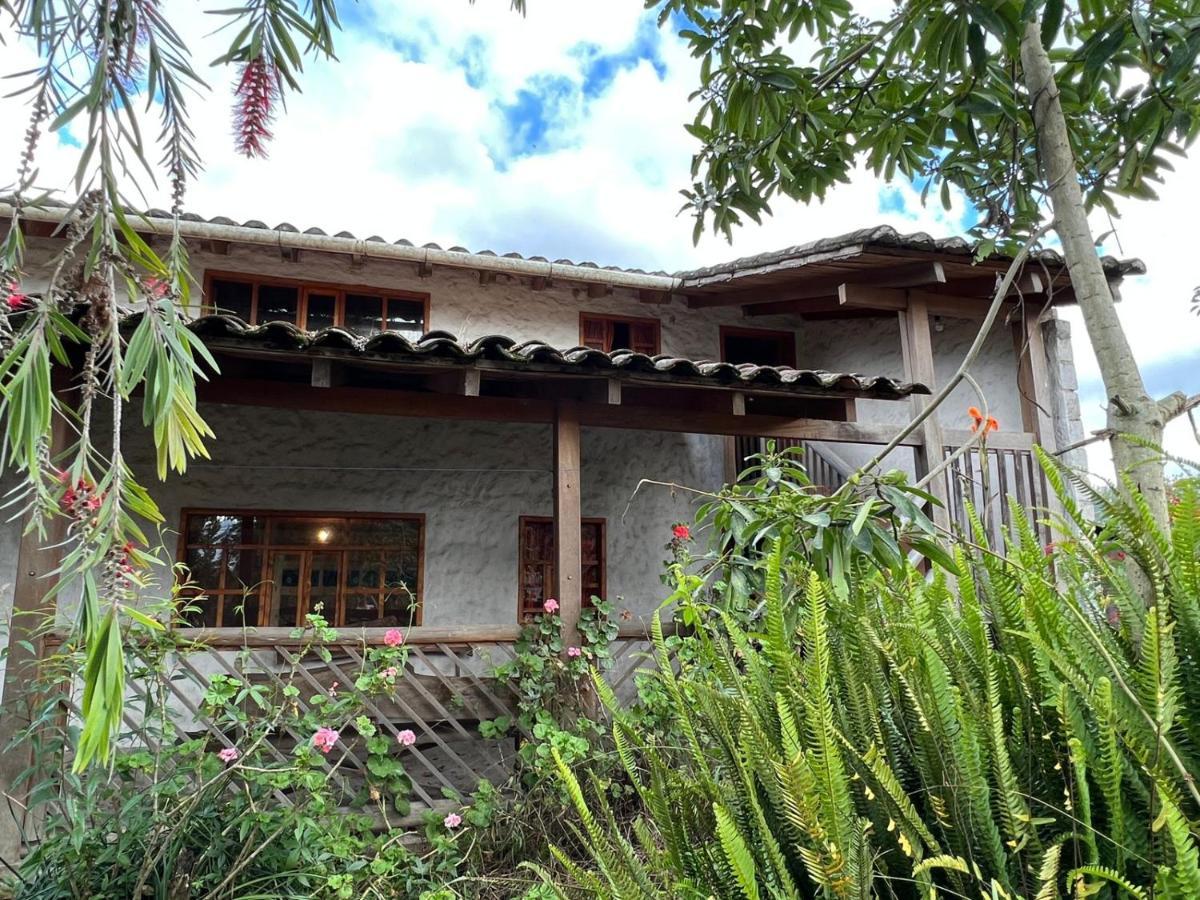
top-left (233, 58), bottom-right (280, 159)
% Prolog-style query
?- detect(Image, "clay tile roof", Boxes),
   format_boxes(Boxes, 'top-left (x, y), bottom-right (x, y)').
top-left (183, 313), bottom-right (930, 400)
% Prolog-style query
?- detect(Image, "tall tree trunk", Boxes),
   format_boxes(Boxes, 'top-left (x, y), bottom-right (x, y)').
top-left (1019, 21), bottom-right (1171, 530)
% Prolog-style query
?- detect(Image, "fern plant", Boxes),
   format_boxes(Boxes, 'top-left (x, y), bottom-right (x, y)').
top-left (545, 456), bottom-right (1200, 899)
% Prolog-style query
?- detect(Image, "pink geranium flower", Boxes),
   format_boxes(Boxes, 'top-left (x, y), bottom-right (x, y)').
top-left (312, 726), bottom-right (339, 754)
top-left (218, 747), bottom-right (239, 763)
top-left (543, 598), bottom-right (559, 614)
top-left (384, 628), bottom-right (404, 647)
top-left (443, 812), bottom-right (462, 828)
top-left (567, 646), bottom-right (582, 659)
top-left (383, 667), bottom-right (399, 679)
top-left (397, 729), bottom-right (416, 747)
top-left (672, 524), bottom-right (691, 541)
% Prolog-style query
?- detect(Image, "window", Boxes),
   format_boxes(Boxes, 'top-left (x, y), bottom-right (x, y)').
top-left (518, 517), bottom-right (605, 620)
top-left (580, 314), bottom-right (660, 355)
top-left (204, 272), bottom-right (428, 337)
top-left (719, 326), bottom-right (796, 367)
top-left (179, 511), bottom-right (423, 628)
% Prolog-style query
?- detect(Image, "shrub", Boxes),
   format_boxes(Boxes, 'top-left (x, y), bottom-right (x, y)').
top-left (547, 455), bottom-right (1200, 898)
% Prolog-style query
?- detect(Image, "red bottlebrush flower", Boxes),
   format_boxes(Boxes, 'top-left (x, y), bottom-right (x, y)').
top-left (672, 524), bottom-right (691, 541)
top-left (5, 281), bottom-right (29, 311)
top-left (84, 495), bottom-right (102, 512)
top-left (233, 58), bottom-right (280, 159)
top-left (1043, 542), bottom-right (1056, 555)
top-left (143, 277), bottom-right (170, 299)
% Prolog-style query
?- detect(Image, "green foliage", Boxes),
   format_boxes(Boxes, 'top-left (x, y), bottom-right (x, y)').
top-left (653, 0), bottom-right (1200, 242)
top-left (9, 614), bottom-right (494, 899)
top-left (552, 459), bottom-right (1200, 897)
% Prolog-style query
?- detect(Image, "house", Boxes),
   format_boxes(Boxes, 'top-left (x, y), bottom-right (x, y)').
top-left (0, 203), bottom-right (1141, 840)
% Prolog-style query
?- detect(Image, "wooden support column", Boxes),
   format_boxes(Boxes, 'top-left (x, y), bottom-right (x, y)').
top-left (553, 401), bottom-right (583, 651)
top-left (0, 408), bottom-right (71, 862)
top-left (1012, 314), bottom-right (1057, 450)
top-left (898, 295), bottom-right (952, 530)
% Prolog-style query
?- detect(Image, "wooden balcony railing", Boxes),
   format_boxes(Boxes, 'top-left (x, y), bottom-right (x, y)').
top-left (732, 436), bottom-right (849, 492)
top-left (938, 444), bottom-right (1051, 549)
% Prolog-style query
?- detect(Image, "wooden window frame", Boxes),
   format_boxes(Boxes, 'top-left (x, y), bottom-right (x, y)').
top-left (517, 515), bottom-right (606, 621)
top-left (177, 508), bottom-right (426, 628)
top-left (578, 313), bottom-right (662, 355)
top-left (202, 270), bottom-right (431, 333)
top-left (718, 325), bottom-right (797, 367)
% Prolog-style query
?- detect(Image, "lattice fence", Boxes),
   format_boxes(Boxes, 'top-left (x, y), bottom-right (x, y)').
top-left (50, 629), bottom-right (669, 822)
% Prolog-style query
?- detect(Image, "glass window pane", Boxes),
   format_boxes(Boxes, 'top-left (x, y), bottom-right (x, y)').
top-left (344, 294), bottom-right (384, 336)
top-left (181, 592), bottom-right (218, 627)
top-left (306, 293), bottom-right (336, 331)
top-left (384, 298), bottom-right (425, 336)
top-left (272, 517), bottom-right (342, 546)
top-left (341, 518), bottom-right (420, 547)
top-left (382, 590), bottom-right (418, 623)
top-left (221, 594), bottom-right (260, 628)
top-left (344, 593), bottom-right (380, 626)
top-left (185, 547), bottom-right (223, 589)
top-left (269, 552), bottom-right (303, 626)
top-left (225, 549), bottom-right (262, 589)
top-left (187, 514), bottom-right (261, 545)
top-left (209, 279), bottom-right (252, 321)
top-left (257, 284), bottom-right (299, 324)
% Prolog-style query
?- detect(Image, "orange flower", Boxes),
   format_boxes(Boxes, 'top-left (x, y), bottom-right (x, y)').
top-left (968, 408), bottom-right (999, 434)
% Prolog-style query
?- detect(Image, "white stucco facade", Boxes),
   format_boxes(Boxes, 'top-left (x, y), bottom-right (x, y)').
top-left (0, 235), bottom-right (1089, 691)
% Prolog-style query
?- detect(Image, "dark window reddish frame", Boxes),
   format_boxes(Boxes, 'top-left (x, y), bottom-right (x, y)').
top-left (579, 313), bottom-right (661, 355)
top-left (177, 509), bottom-right (425, 629)
top-left (518, 516), bottom-right (605, 621)
top-left (718, 325), bottom-right (797, 367)
top-left (202, 270), bottom-right (431, 333)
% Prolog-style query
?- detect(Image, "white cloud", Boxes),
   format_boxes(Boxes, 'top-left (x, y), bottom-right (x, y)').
top-left (2, 0), bottom-right (1196, 474)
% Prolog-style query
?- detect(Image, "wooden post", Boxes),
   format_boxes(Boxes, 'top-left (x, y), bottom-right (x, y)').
top-left (1012, 315), bottom-right (1057, 451)
top-left (1012, 312), bottom-right (1064, 535)
top-left (898, 295), bottom-right (952, 530)
top-left (553, 401), bottom-right (583, 651)
top-left (0, 410), bottom-right (71, 863)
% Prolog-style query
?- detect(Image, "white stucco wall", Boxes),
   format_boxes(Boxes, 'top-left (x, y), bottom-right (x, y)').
top-left (1, 235), bottom-right (1080, 701)
top-left (114, 403), bottom-right (721, 628)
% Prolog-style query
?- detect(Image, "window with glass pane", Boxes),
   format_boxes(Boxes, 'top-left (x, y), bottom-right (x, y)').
top-left (209, 279), bottom-right (253, 321)
top-left (344, 294), bottom-right (384, 336)
top-left (384, 298), bottom-right (425, 337)
top-left (179, 511), bottom-right (423, 628)
top-left (204, 272), bottom-right (427, 335)
top-left (257, 284), bottom-right (299, 323)
top-left (518, 517), bottom-right (604, 620)
top-left (305, 293), bottom-right (336, 330)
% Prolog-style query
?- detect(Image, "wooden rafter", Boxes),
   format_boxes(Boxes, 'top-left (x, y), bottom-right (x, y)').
top-left (687, 260), bottom-right (946, 309)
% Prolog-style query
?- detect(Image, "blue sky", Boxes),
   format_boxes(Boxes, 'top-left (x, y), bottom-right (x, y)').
top-left (3, 0), bottom-right (1197, 471)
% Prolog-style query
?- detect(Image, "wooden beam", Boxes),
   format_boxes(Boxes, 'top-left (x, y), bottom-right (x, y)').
top-left (637, 289), bottom-right (671, 305)
top-left (311, 358), bottom-right (345, 388)
top-left (689, 261), bottom-right (946, 309)
top-left (1012, 315), bottom-right (1056, 450)
top-left (898, 296), bottom-right (951, 530)
top-left (478, 271), bottom-right (496, 286)
top-left (530, 276), bottom-right (548, 291)
top-left (554, 402), bottom-right (583, 651)
top-left (0, 405), bottom-right (70, 862)
top-left (732, 392), bottom-right (746, 416)
top-left (197, 379), bottom-right (923, 445)
top-left (606, 378), bottom-right (622, 406)
top-left (587, 283), bottom-right (611, 299)
top-left (417, 261), bottom-right (433, 278)
top-left (841, 286), bottom-right (1020, 321)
